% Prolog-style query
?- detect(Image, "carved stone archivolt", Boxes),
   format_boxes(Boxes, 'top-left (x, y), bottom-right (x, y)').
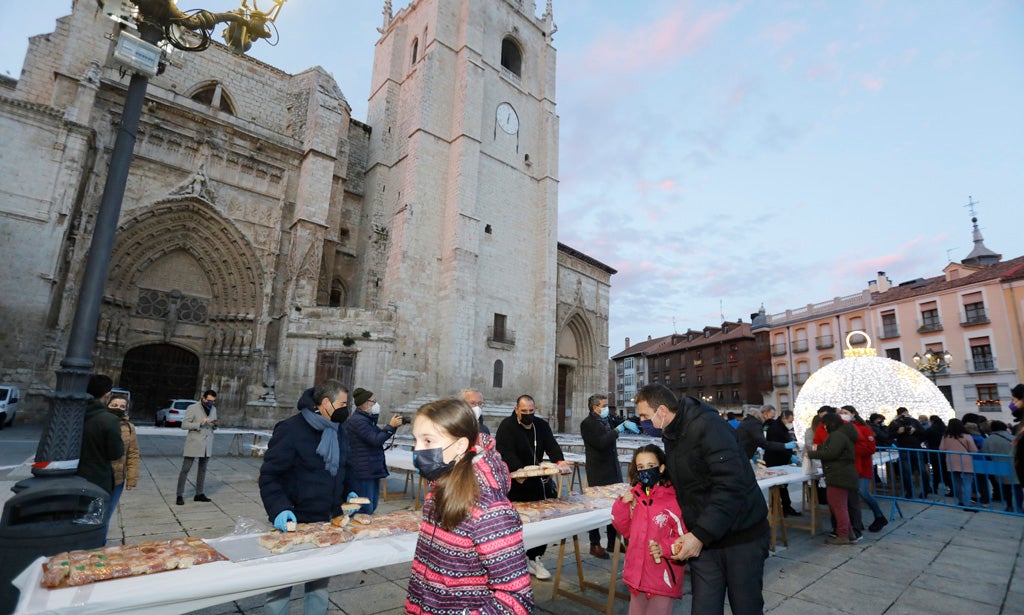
top-left (107, 198), bottom-right (264, 318)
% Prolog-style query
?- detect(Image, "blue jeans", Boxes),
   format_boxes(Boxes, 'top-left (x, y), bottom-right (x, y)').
top-left (858, 477), bottom-right (884, 519)
top-left (348, 478), bottom-right (381, 514)
top-left (265, 577), bottom-right (329, 615)
top-left (107, 483), bottom-right (125, 524)
top-left (951, 471), bottom-right (975, 506)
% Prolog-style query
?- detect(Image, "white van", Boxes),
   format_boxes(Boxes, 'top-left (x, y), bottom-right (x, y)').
top-left (0, 385), bottom-right (21, 428)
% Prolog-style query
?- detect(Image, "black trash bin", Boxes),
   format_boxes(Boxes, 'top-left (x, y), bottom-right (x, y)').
top-left (0, 476), bottom-right (110, 613)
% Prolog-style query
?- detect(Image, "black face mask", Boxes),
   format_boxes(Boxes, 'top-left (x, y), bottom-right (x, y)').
top-left (330, 404), bottom-right (350, 424)
top-left (638, 467), bottom-right (661, 488)
top-left (519, 413), bottom-right (534, 426)
top-left (413, 445), bottom-right (455, 481)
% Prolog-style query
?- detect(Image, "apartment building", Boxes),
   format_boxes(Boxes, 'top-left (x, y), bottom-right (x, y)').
top-left (754, 219), bottom-right (1022, 423)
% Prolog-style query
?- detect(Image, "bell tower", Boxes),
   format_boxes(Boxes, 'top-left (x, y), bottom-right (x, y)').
top-left (363, 0), bottom-right (559, 407)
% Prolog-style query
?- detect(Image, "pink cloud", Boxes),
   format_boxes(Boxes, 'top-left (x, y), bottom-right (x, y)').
top-left (636, 179), bottom-right (679, 196)
top-left (806, 62), bottom-right (838, 80)
top-left (581, 4), bottom-right (738, 74)
top-left (861, 75), bottom-right (884, 91)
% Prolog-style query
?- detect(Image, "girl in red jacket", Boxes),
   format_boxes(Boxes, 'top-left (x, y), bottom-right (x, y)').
top-left (611, 444), bottom-right (686, 615)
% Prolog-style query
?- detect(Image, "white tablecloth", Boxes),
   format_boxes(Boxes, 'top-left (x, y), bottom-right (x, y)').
top-left (12, 509), bottom-right (610, 614)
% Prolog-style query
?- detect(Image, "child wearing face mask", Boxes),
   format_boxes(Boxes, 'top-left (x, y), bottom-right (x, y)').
top-left (611, 444), bottom-right (686, 615)
top-left (406, 398), bottom-right (533, 614)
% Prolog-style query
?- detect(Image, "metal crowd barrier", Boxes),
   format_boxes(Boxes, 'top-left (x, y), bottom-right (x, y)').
top-left (873, 446), bottom-right (1022, 518)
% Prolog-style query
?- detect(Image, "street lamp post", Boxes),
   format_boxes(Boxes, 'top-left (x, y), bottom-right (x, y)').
top-left (0, 3), bottom-right (288, 610)
top-left (912, 349), bottom-right (953, 382)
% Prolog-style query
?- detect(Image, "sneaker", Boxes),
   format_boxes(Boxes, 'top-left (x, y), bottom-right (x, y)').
top-left (849, 533), bottom-right (863, 544)
top-left (175, 496), bottom-right (184, 506)
top-left (528, 557), bottom-right (551, 580)
top-left (827, 531), bottom-right (838, 539)
top-left (825, 535), bottom-right (851, 546)
top-left (589, 544), bottom-right (610, 560)
top-left (868, 517), bottom-right (888, 533)
top-left (194, 494), bottom-right (212, 503)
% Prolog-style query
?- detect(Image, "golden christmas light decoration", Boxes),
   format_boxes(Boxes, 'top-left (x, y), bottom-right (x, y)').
top-left (793, 331), bottom-right (956, 438)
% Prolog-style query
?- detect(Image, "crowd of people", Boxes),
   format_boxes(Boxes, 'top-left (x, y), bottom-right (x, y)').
top-left (69, 375), bottom-right (1024, 615)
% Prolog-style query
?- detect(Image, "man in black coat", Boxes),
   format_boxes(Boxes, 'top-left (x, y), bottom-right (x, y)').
top-left (765, 409), bottom-right (801, 516)
top-left (579, 393), bottom-right (623, 559)
top-left (495, 394), bottom-right (566, 580)
top-left (736, 408), bottom-right (795, 461)
top-left (888, 406), bottom-right (932, 499)
top-left (636, 385), bottom-right (768, 615)
top-left (259, 380), bottom-right (354, 615)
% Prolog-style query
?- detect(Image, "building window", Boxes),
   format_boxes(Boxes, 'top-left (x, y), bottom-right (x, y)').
top-left (731, 389), bottom-right (740, 402)
top-left (880, 310), bottom-right (898, 338)
top-left (624, 357), bottom-right (634, 370)
top-left (976, 383), bottom-right (1000, 411)
top-left (970, 337), bottom-right (995, 371)
top-left (411, 38), bottom-right (419, 64)
top-left (315, 350), bottom-right (355, 390)
top-left (189, 82), bottom-right (234, 114)
top-left (500, 37), bottom-right (522, 77)
top-left (884, 347), bottom-right (902, 362)
top-left (489, 313), bottom-right (514, 345)
top-left (919, 301), bottom-right (941, 332)
top-left (328, 279), bottom-right (346, 308)
top-left (778, 393), bottom-right (790, 412)
top-left (820, 356), bottom-right (833, 367)
top-left (492, 360), bottom-right (504, 388)
top-left (665, 357), bottom-right (671, 369)
top-left (962, 292), bottom-right (988, 325)
top-left (848, 316), bottom-right (864, 335)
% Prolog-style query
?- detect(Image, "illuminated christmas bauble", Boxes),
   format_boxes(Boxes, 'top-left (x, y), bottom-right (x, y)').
top-left (793, 332), bottom-right (956, 438)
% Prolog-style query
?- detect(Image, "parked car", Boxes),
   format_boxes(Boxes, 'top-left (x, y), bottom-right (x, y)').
top-left (0, 385), bottom-right (20, 429)
top-left (155, 399), bottom-right (196, 427)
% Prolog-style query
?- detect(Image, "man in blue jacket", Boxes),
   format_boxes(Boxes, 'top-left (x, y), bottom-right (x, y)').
top-left (346, 387), bottom-right (403, 514)
top-left (258, 380), bottom-right (353, 615)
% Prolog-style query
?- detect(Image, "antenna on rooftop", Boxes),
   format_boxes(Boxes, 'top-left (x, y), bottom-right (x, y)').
top-left (719, 299), bottom-right (725, 322)
top-left (672, 316), bottom-right (677, 334)
top-left (945, 248), bottom-right (957, 263)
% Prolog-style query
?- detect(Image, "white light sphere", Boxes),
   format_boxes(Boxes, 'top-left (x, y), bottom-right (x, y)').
top-left (793, 332), bottom-right (956, 438)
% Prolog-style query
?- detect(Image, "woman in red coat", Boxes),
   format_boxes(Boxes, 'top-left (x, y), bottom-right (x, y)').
top-left (611, 444), bottom-right (686, 615)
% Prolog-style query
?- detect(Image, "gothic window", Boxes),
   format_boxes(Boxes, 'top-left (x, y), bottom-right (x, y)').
top-left (189, 82), bottom-right (235, 115)
top-left (500, 37), bottom-right (522, 77)
top-left (329, 279), bottom-right (346, 308)
top-left (493, 360), bottom-right (504, 388)
top-left (411, 38), bottom-right (419, 64)
top-left (136, 289), bottom-right (207, 324)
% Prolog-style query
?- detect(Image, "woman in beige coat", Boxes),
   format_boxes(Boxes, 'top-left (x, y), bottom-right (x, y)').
top-left (107, 394), bottom-right (140, 521)
top-left (939, 418), bottom-right (977, 506)
top-left (176, 389), bottom-right (218, 505)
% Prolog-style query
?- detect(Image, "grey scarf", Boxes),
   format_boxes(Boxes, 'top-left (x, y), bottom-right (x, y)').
top-left (301, 408), bottom-right (341, 476)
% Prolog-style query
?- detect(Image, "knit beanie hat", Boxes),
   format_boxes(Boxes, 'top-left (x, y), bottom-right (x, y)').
top-left (352, 388), bottom-right (373, 407)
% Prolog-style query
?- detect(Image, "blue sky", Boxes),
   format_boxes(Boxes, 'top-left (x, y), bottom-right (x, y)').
top-left (4, 1), bottom-right (1021, 356)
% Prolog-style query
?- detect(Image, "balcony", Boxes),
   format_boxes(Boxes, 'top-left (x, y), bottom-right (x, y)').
top-left (970, 357), bottom-right (996, 373)
top-left (960, 312), bottom-right (990, 327)
top-left (793, 371), bottom-right (810, 385)
top-left (917, 320), bottom-right (943, 333)
top-left (711, 355), bottom-right (724, 365)
top-left (770, 343), bottom-right (787, 356)
top-left (878, 325), bottom-right (899, 340)
top-left (815, 335), bottom-right (834, 349)
top-left (486, 326), bottom-right (516, 348)
top-left (773, 375), bottom-right (789, 387)
top-left (791, 339), bottom-right (809, 353)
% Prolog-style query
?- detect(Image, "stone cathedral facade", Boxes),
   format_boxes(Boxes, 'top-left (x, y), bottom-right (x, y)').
top-left (0, 0), bottom-right (613, 433)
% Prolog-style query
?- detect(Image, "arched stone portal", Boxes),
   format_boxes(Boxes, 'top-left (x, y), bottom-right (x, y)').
top-left (555, 312), bottom-right (595, 433)
top-left (119, 344), bottom-right (200, 423)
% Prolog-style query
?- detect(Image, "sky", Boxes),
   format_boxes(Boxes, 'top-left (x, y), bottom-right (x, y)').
top-left (3, 1), bottom-right (1021, 357)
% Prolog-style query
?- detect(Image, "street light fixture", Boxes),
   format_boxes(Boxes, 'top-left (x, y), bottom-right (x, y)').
top-left (912, 349), bottom-right (953, 381)
top-left (1, 4), bottom-right (289, 608)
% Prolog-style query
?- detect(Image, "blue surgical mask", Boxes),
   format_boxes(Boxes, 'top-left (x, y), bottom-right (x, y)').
top-left (599, 406), bottom-right (609, 418)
